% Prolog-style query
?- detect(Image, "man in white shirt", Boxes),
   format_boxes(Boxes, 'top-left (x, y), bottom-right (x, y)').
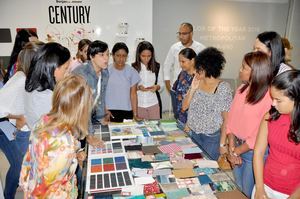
top-left (163, 22), bottom-right (205, 119)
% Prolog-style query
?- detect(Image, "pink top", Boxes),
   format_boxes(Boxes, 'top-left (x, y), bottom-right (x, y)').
top-left (264, 114), bottom-right (300, 195)
top-left (226, 85), bottom-right (272, 149)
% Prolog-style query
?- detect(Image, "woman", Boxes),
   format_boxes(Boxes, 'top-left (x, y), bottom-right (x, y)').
top-left (253, 70), bottom-right (300, 199)
top-left (132, 41), bottom-right (163, 120)
top-left (106, 42), bottom-right (141, 122)
top-left (172, 48), bottom-right (196, 129)
top-left (226, 51), bottom-right (273, 198)
top-left (20, 75), bottom-right (93, 198)
top-left (25, 42), bottom-right (71, 130)
top-left (69, 39), bottom-right (92, 71)
top-left (4, 29), bottom-right (38, 83)
top-left (0, 41), bottom-right (43, 199)
top-left (253, 31), bottom-right (292, 76)
top-left (182, 47), bottom-right (232, 160)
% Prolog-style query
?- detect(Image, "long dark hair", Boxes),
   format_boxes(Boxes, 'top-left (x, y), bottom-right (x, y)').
top-left (4, 29), bottom-right (38, 83)
top-left (25, 42), bottom-right (70, 92)
top-left (240, 51), bottom-right (273, 104)
top-left (132, 41), bottom-right (160, 73)
top-left (269, 70), bottom-right (300, 144)
top-left (257, 31), bottom-right (285, 76)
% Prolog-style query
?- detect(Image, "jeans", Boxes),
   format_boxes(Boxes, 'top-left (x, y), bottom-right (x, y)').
top-left (233, 149), bottom-right (269, 198)
top-left (0, 129), bottom-right (23, 199)
top-left (15, 130), bottom-right (30, 157)
top-left (176, 119), bottom-right (185, 131)
top-left (0, 128), bottom-right (30, 199)
top-left (170, 90), bottom-right (178, 120)
top-left (233, 150), bottom-right (254, 198)
top-left (190, 129), bottom-right (220, 161)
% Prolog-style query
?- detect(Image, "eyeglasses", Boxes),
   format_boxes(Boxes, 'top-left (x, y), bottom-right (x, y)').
top-left (177, 31), bottom-right (191, 36)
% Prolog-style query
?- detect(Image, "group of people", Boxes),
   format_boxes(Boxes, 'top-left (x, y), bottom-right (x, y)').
top-left (168, 24), bottom-right (299, 199)
top-left (0, 22), bottom-right (298, 199)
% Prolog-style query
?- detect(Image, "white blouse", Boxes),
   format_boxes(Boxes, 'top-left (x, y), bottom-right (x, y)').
top-left (137, 63), bottom-right (164, 108)
top-left (0, 72), bottom-right (29, 131)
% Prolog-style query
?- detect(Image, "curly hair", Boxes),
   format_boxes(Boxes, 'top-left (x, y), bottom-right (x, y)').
top-left (195, 47), bottom-right (226, 78)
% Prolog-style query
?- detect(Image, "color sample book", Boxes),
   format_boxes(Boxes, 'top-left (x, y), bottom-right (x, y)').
top-left (93, 124), bottom-right (111, 142)
top-left (88, 141), bottom-right (125, 157)
top-left (86, 154), bottom-right (134, 193)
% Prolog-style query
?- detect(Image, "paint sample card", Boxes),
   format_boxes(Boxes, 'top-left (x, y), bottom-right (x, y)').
top-left (93, 124), bottom-right (111, 142)
top-left (86, 154), bottom-right (134, 193)
top-left (88, 141), bottom-right (124, 157)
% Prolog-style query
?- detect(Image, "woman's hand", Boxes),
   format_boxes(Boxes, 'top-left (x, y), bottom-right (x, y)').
top-left (254, 187), bottom-right (269, 199)
top-left (148, 85), bottom-right (160, 92)
top-left (77, 151), bottom-right (86, 168)
top-left (219, 146), bottom-right (228, 155)
top-left (138, 85), bottom-right (149, 92)
top-left (16, 115), bottom-right (26, 130)
top-left (86, 134), bottom-right (104, 147)
top-left (133, 114), bottom-right (142, 122)
top-left (183, 125), bottom-right (191, 134)
top-left (227, 153), bottom-right (242, 167)
top-left (190, 73), bottom-right (201, 91)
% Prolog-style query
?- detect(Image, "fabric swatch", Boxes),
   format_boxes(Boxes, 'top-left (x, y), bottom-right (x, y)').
top-left (144, 181), bottom-right (160, 195)
top-left (159, 183), bottom-right (179, 193)
top-left (152, 169), bottom-right (172, 177)
top-left (215, 190), bottom-right (248, 199)
top-left (151, 161), bottom-right (173, 170)
top-left (154, 153), bottom-right (170, 162)
top-left (128, 159), bottom-right (152, 169)
top-left (198, 174), bottom-right (213, 185)
top-left (165, 188), bottom-right (190, 199)
top-left (142, 145), bottom-right (161, 155)
top-left (172, 159), bottom-right (194, 169)
top-left (172, 168), bottom-right (197, 178)
top-left (158, 143), bottom-right (182, 154)
top-left (197, 159), bottom-right (219, 168)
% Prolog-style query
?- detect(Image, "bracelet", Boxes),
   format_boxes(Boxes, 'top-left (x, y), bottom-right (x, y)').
top-left (220, 143), bottom-right (226, 147)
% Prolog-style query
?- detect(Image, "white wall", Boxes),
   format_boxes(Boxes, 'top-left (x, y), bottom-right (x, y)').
top-left (0, 0), bottom-right (153, 62)
top-left (287, 0), bottom-right (300, 69)
top-left (153, 0), bottom-right (295, 112)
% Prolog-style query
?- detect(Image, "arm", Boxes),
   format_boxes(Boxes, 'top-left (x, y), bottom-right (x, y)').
top-left (289, 188), bottom-right (300, 199)
top-left (219, 111), bottom-right (228, 155)
top-left (130, 84), bottom-right (139, 120)
top-left (7, 114), bottom-right (26, 129)
top-left (182, 73), bottom-right (201, 111)
top-left (253, 113), bottom-right (269, 199)
top-left (163, 47), bottom-right (175, 93)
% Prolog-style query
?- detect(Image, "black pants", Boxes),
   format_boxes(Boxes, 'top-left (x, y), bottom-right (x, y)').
top-left (109, 110), bottom-right (133, 123)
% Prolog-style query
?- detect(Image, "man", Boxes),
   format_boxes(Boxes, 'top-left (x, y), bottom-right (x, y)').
top-left (163, 22), bottom-right (205, 118)
top-left (73, 40), bottom-right (110, 146)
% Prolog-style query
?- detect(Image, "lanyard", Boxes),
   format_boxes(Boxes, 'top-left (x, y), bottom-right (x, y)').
top-left (93, 73), bottom-right (102, 107)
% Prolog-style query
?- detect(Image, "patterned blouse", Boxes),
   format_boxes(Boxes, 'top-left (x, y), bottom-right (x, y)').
top-left (187, 81), bottom-right (232, 134)
top-left (20, 116), bottom-right (80, 198)
top-left (172, 71), bottom-right (194, 124)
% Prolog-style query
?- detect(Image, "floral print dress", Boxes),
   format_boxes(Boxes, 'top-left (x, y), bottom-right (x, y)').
top-left (172, 71), bottom-right (194, 124)
top-left (19, 116), bottom-right (80, 199)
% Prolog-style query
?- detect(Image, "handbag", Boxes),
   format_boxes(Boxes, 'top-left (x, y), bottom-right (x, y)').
top-left (217, 154), bottom-right (232, 170)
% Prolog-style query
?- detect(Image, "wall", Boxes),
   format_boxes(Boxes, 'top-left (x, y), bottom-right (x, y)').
top-left (287, 0), bottom-right (300, 68)
top-left (153, 0), bottom-right (293, 111)
top-left (0, 0), bottom-right (153, 62)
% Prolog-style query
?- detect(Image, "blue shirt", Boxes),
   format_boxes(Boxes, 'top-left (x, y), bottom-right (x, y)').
top-left (106, 64), bottom-right (140, 111)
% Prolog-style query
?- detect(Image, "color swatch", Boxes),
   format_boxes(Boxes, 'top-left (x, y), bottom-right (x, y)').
top-left (87, 154), bottom-right (134, 193)
top-left (88, 141), bottom-right (124, 157)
